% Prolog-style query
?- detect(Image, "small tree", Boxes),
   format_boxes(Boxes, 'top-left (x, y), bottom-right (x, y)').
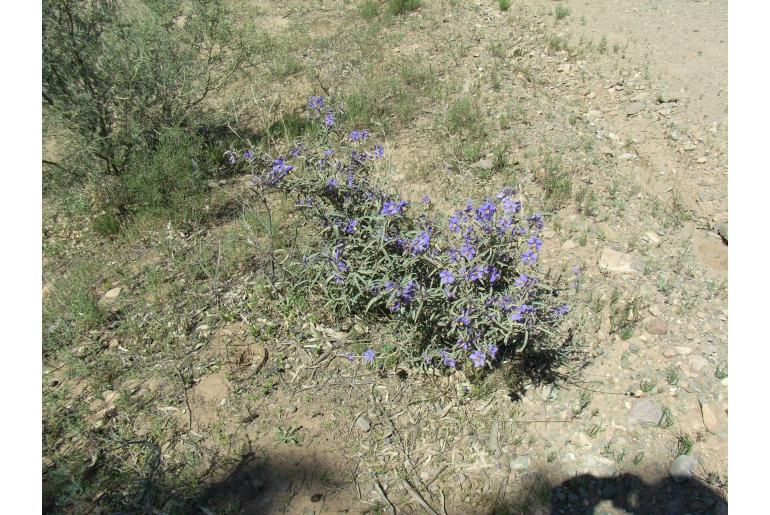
top-left (42, 0), bottom-right (263, 178)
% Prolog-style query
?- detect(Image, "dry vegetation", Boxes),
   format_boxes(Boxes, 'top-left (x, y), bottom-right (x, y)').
top-left (43, 1), bottom-right (727, 513)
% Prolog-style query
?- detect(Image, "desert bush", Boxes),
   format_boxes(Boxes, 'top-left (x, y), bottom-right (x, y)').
top-left (234, 96), bottom-right (570, 371)
top-left (42, 0), bottom-right (262, 222)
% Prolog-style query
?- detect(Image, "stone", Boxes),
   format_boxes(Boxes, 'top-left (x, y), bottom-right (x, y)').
top-left (474, 158), bottom-right (494, 170)
top-left (627, 398), bottom-right (662, 427)
top-left (700, 401), bottom-right (725, 434)
top-left (644, 231), bottom-right (661, 246)
top-left (687, 355), bottom-right (709, 374)
top-left (580, 454), bottom-right (617, 476)
top-left (510, 455), bottom-right (530, 471)
top-left (355, 415), bottom-right (372, 432)
top-left (646, 317), bottom-right (668, 335)
top-left (599, 248), bottom-right (644, 274)
top-left (562, 239), bottom-right (578, 250)
top-left (618, 152), bottom-right (637, 160)
top-left (103, 287), bottom-right (122, 301)
top-left (625, 102), bottom-right (646, 116)
top-left (102, 390), bottom-right (120, 407)
top-left (649, 305), bottom-right (663, 316)
top-left (285, 405), bottom-right (298, 414)
top-left (715, 223), bottom-right (728, 242)
top-left (557, 63), bottom-right (571, 73)
top-left (669, 455), bottom-right (698, 483)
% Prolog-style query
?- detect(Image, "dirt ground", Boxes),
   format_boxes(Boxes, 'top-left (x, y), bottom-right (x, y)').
top-left (42, 1), bottom-right (727, 513)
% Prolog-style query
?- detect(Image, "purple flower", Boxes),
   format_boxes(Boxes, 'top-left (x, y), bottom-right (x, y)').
top-left (323, 148), bottom-right (334, 157)
top-left (326, 177), bottom-right (339, 190)
top-left (464, 200), bottom-right (475, 213)
top-left (346, 353), bottom-right (355, 361)
top-left (324, 110), bottom-right (335, 127)
top-left (422, 352), bottom-right (433, 365)
top-left (456, 307), bottom-right (471, 327)
top-left (515, 273), bottom-right (532, 288)
top-left (572, 266), bottom-right (582, 276)
top-left (496, 188), bottom-right (514, 199)
top-left (410, 231), bottom-right (431, 255)
top-left (553, 304), bottom-right (570, 316)
top-left (441, 350), bottom-right (457, 368)
top-left (460, 241), bottom-right (476, 261)
top-left (501, 196), bottom-right (521, 214)
top-left (345, 219), bottom-right (358, 234)
top-left (308, 95), bottom-right (325, 111)
top-left (421, 194), bottom-right (431, 205)
top-left (289, 145), bottom-right (303, 157)
top-left (226, 152), bottom-right (237, 165)
top-left (363, 349), bottom-right (375, 363)
top-left (243, 150), bottom-right (254, 160)
top-left (469, 265), bottom-right (485, 282)
top-left (439, 269), bottom-right (455, 286)
top-left (520, 304), bottom-right (536, 315)
top-left (528, 236), bottom-right (543, 252)
top-left (269, 157), bottom-right (294, 182)
top-left (527, 213), bottom-right (544, 230)
top-left (373, 145), bottom-right (384, 158)
top-left (447, 247), bottom-right (459, 263)
top-left (475, 200), bottom-right (496, 222)
top-left (456, 337), bottom-right (471, 350)
top-left (448, 213), bottom-right (462, 233)
top-left (382, 199), bottom-right (408, 216)
top-left (488, 344), bottom-right (499, 360)
top-left (521, 250), bottom-right (538, 265)
top-left (470, 350), bottom-right (486, 368)
top-left (350, 129), bottom-right (369, 142)
top-left (509, 308), bottom-right (523, 322)
top-left (488, 266), bottom-right (501, 283)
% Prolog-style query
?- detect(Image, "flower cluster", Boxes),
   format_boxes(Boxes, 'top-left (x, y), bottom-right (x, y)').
top-left (243, 95), bottom-right (569, 372)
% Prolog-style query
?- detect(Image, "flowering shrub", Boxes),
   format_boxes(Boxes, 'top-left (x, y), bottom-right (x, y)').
top-left (237, 96), bottom-right (569, 371)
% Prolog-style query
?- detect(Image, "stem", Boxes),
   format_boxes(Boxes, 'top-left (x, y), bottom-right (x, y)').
top-left (261, 194), bottom-right (276, 287)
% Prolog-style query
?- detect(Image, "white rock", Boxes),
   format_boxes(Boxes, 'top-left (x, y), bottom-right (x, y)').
top-left (599, 248), bottom-right (644, 274)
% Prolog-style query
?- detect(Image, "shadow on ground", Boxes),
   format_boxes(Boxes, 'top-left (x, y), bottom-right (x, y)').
top-left (488, 471), bottom-right (727, 515)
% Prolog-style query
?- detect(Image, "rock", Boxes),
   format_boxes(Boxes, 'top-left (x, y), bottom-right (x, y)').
top-left (599, 248), bottom-right (644, 274)
top-left (715, 223), bottom-right (728, 243)
top-left (618, 152), bottom-right (637, 160)
top-left (646, 317), bottom-right (668, 335)
top-left (644, 231), bottom-right (661, 246)
top-left (103, 287), bottom-right (122, 301)
top-left (510, 455), bottom-right (530, 471)
top-left (627, 398), bottom-right (662, 426)
top-left (102, 390), bottom-right (120, 407)
top-left (562, 239), bottom-right (578, 250)
top-left (649, 305), bottom-right (663, 316)
top-left (586, 91), bottom-right (596, 99)
top-left (625, 102), bottom-right (646, 116)
top-left (687, 355), bottom-right (709, 374)
top-left (557, 63), bottom-right (571, 73)
top-left (658, 91), bottom-right (679, 103)
top-left (285, 405), bottom-right (298, 414)
top-left (580, 454), bottom-right (617, 476)
top-left (700, 401), bottom-right (725, 434)
top-left (669, 455), bottom-right (698, 483)
top-left (474, 158), bottom-right (494, 170)
top-left (355, 415), bottom-right (372, 432)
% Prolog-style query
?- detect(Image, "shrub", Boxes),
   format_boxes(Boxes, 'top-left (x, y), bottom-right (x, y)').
top-left (235, 96), bottom-right (570, 371)
top-left (42, 0), bottom-right (260, 178)
top-left (389, 0), bottom-right (422, 15)
top-left (120, 128), bottom-right (207, 217)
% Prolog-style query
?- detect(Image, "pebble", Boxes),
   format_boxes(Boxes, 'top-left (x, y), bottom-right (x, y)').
top-left (699, 400), bottom-right (725, 434)
top-left (669, 455), bottom-right (698, 483)
top-left (355, 415), bottom-right (372, 432)
top-left (102, 390), bottom-right (120, 407)
top-left (474, 158), bottom-right (494, 170)
top-left (103, 287), bottom-right (122, 301)
top-left (625, 101), bottom-right (646, 116)
top-left (646, 317), bottom-right (668, 335)
top-left (627, 398), bottom-right (662, 426)
top-left (618, 152), bottom-right (637, 160)
top-left (715, 223), bottom-right (728, 242)
top-left (285, 405), bottom-right (298, 414)
top-left (688, 355), bottom-right (709, 374)
top-left (649, 305), bottom-right (663, 317)
top-left (599, 248), bottom-right (644, 274)
top-left (644, 231), bottom-right (661, 246)
top-left (562, 239), bottom-right (578, 250)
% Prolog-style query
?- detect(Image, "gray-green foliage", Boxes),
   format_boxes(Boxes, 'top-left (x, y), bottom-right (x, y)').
top-left (235, 96), bottom-right (571, 371)
top-left (42, 0), bottom-right (260, 179)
